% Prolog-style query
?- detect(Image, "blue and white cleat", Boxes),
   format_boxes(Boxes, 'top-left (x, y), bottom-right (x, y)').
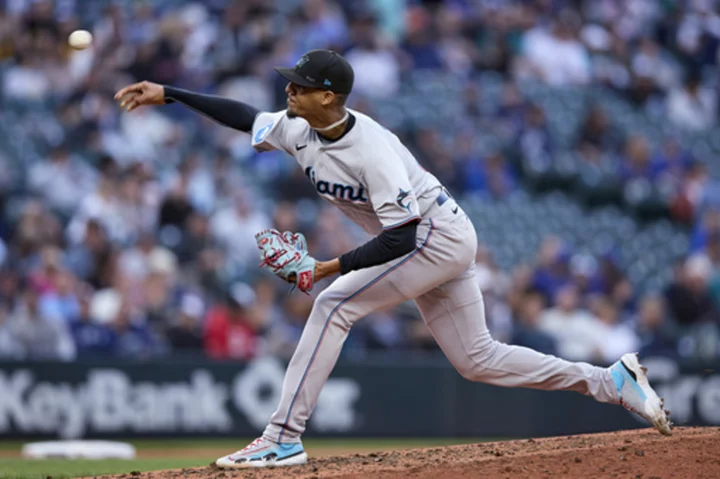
top-left (215, 437), bottom-right (308, 469)
top-left (610, 352), bottom-right (672, 436)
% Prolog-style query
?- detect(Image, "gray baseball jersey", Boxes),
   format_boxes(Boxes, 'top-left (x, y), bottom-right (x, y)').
top-left (251, 109), bottom-right (442, 235)
top-left (250, 110), bottom-right (618, 443)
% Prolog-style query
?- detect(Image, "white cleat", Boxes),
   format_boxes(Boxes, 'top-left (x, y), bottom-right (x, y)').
top-left (610, 352), bottom-right (672, 436)
top-left (215, 437), bottom-right (308, 469)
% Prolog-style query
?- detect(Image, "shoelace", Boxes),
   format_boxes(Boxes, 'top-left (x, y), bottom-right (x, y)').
top-left (240, 438), bottom-right (264, 452)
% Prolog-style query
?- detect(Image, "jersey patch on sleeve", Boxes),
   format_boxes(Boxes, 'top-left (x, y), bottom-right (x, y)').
top-left (253, 122), bottom-right (274, 144)
top-left (396, 188), bottom-right (414, 213)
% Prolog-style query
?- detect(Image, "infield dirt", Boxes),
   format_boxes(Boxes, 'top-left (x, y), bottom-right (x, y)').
top-left (89, 426), bottom-right (720, 479)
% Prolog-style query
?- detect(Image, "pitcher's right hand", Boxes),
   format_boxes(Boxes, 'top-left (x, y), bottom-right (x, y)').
top-left (114, 81), bottom-right (165, 112)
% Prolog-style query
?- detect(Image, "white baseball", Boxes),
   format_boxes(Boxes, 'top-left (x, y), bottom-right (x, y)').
top-left (68, 30), bottom-right (93, 50)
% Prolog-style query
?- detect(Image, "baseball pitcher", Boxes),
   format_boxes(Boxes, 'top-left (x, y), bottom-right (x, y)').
top-left (114, 49), bottom-right (671, 469)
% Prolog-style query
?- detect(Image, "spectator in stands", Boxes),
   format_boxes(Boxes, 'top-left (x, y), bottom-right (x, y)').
top-left (665, 255), bottom-right (717, 325)
top-left (210, 153), bottom-right (245, 206)
top-left (28, 146), bottom-right (96, 215)
top-left (119, 232), bottom-right (157, 283)
top-left (435, 4), bottom-right (474, 76)
top-left (28, 244), bottom-right (63, 293)
top-left (429, 152), bottom-right (461, 197)
top-left (6, 279), bottom-right (76, 361)
top-left (141, 249), bottom-right (179, 333)
top-left (635, 295), bottom-right (679, 359)
top-left (70, 290), bottom-right (117, 357)
top-left (298, 0), bottom-right (349, 53)
top-left (671, 161), bottom-right (714, 223)
top-left (666, 69), bottom-right (718, 131)
top-left (538, 284), bottom-right (605, 362)
top-left (576, 106), bottom-right (623, 154)
top-left (401, 6), bottom-right (443, 70)
top-left (0, 0), bottom-right (719, 362)
top-left (516, 103), bottom-right (554, 164)
top-left (531, 237), bottom-right (571, 302)
top-left (511, 290), bottom-right (557, 355)
top-left (595, 253), bottom-right (628, 298)
top-left (344, 12), bottom-right (400, 98)
top-left (698, 234), bottom-right (720, 308)
top-left (204, 283), bottom-right (265, 361)
top-left (261, 278), bottom-right (306, 360)
top-left (67, 170), bottom-right (136, 246)
top-left (0, 306), bottom-right (20, 359)
top-left (0, 270), bottom-right (21, 358)
top-left (38, 267), bottom-right (81, 325)
top-left (116, 164), bottom-right (157, 239)
top-left (690, 209), bottom-right (720, 252)
top-left (3, 54), bottom-right (51, 100)
top-left (464, 151), bottom-right (517, 199)
top-left (112, 300), bottom-right (163, 358)
top-left (12, 200), bottom-right (62, 276)
top-left (569, 253), bottom-right (603, 299)
top-left (355, 311), bottom-right (406, 352)
top-left (175, 212), bottom-right (215, 266)
top-left (619, 135), bottom-right (653, 181)
top-left (520, 10), bottom-right (590, 86)
top-left (65, 219), bottom-right (112, 287)
top-left (652, 138), bottom-right (692, 192)
top-left (158, 176), bottom-right (194, 231)
top-left (0, 270), bottom-right (20, 316)
top-left (595, 296), bottom-right (640, 363)
top-left (210, 190), bottom-right (271, 276)
top-left (166, 293), bottom-right (205, 354)
top-left (497, 83), bottom-right (528, 136)
top-left (174, 153), bottom-right (216, 215)
top-left (630, 37), bottom-right (678, 92)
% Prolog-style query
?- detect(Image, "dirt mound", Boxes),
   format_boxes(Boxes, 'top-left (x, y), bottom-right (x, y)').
top-left (95, 427), bottom-right (720, 479)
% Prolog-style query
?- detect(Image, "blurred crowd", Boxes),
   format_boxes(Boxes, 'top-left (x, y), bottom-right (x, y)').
top-left (0, 0), bottom-right (719, 363)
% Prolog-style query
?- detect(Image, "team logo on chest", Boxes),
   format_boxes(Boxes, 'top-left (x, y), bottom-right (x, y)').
top-left (304, 167), bottom-right (368, 203)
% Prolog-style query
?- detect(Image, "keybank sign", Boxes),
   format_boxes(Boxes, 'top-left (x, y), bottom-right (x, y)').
top-left (1, 357), bottom-right (718, 439)
top-left (643, 356), bottom-right (720, 426)
top-left (0, 358), bottom-right (360, 439)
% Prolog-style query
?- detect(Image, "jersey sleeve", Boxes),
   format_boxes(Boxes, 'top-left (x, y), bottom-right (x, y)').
top-left (250, 110), bottom-right (291, 153)
top-left (362, 156), bottom-right (421, 230)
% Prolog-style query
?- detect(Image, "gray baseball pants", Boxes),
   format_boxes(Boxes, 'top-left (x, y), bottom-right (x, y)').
top-left (263, 198), bottom-right (618, 443)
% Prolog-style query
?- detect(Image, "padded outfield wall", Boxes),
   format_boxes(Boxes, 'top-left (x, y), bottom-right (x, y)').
top-left (0, 356), bottom-right (717, 439)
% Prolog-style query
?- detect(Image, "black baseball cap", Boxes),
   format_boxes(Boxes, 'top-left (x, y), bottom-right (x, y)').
top-left (274, 50), bottom-right (354, 95)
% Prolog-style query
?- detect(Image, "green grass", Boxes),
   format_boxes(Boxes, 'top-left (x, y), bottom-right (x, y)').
top-left (0, 437), bottom-right (501, 479)
top-left (0, 458), bottom-right (208, 479)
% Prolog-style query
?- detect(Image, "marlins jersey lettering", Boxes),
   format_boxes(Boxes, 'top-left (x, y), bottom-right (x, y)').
top-left (251, 110), bottom-right (442, 235)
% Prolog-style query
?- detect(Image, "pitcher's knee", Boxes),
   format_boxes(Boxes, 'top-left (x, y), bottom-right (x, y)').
top-left (456, 362), bottom-right (484, 381)
top-left (454, 340), bottom-right (499, 381)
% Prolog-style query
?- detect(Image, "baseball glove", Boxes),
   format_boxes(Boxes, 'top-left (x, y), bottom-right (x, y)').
top-left (255, 229), bottom-right (316, 293)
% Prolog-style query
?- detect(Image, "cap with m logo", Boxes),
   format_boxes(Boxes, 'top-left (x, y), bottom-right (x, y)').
top-left (274, 50), bottom-right (354, 95)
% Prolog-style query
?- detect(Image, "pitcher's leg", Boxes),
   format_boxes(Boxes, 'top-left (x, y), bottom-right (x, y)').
top-left (262, 223), bottom-right (448, 443)
top-left (414, 268), bottom-right (618, 404)
top-left (262, 284), bottom-right (363, 443)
